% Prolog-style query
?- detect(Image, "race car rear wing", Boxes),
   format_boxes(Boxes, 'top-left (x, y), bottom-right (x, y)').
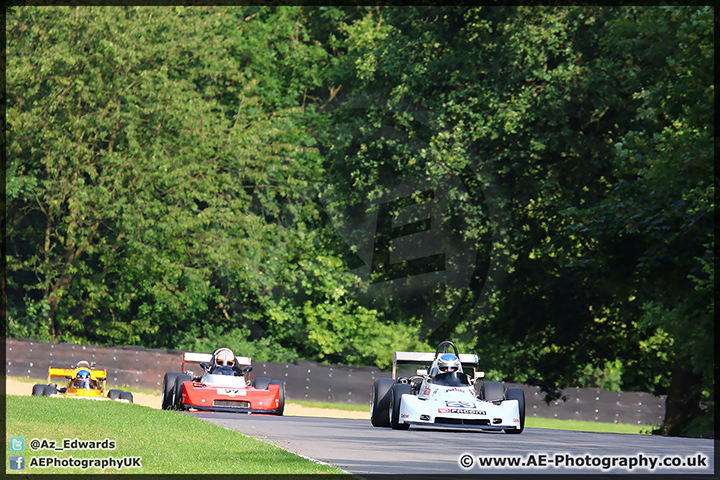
top-left (181, 352), bottom-right (252, 372)
top-left (392, 351), bottom-right (480, 379)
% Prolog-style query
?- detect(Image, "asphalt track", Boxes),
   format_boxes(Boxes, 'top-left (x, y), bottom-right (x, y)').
top-left (189, 412), bottom-right (716, 476)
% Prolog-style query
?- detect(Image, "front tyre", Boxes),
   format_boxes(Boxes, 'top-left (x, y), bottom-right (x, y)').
top-left (173, 374), bottom-right (192, 410)
top-left (108, 389), bottom-right (123, 400)
top-left (503, 387), bottom-right (525, 434)
top-left (479, 381), bottom-right (505, 402)
top-left (252, 377), bottom-right (271, 390)
top-left (370, 378), bottom-right (395, 428)
top-left (161, 373), bottom-right (181, 410)
top-left (389, 383), bottom-right (411, 430)
top-left (32, 384), bottom-right (46, 396)
top-left (270, 380), bottom-right (285, 416)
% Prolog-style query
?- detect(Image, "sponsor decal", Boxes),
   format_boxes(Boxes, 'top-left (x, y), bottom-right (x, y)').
top-left (218, 388), bottom-right (247, 396)
top-left (422, 388), bottom-right (431, 396)
top-left (438, 408), bottom-right (487, 415)
top-left (401, 414), bottom-right (409, 418)
top-left (445, 401), bottom-right (475, 408)
top-left (513, 418), bottom-right (520, 423)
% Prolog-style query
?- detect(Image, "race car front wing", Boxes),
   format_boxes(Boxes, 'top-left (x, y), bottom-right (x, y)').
top-left (180, 382), bottom-right (282, 414)
top-left (399, 395), bottom-right (522, 431)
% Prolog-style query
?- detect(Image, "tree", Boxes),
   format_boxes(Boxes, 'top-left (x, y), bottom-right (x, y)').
top-left (5, 6), bottom-right (322, 347)
top-left (5, 6), bottom-right (430, 366)
top-left (316, 5), bottom-right (714, 435)
top-left (566, 6), bottom-right (714, 436)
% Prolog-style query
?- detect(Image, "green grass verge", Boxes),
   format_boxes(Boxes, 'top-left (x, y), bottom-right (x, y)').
top-left (525, 417), bottom-right (652, 435)
top-left (290, 399), bottom-right (371, 412)
top-left (5, 396), bottom-right (346, 475)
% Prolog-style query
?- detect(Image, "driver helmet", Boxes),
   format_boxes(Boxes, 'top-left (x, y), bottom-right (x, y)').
top-left (76, 369), bottom-right (91, 388)
top-left (213, 348), bottom-right (235, 368)
top-left (438, 353), bottom-right (461, 373)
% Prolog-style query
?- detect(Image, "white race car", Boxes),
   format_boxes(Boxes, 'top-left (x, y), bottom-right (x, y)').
top-left (371, 341), bottom-right (525, 433)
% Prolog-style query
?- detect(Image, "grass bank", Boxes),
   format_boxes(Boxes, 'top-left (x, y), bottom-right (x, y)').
top-left (5, 395), bottom-right (346, 475)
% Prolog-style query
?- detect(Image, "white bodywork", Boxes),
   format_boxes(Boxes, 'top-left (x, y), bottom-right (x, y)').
top-left (181, 351), bottom-right (253, 388)
top-left (397, 381), bottom-right (521, 430)
top-left (182, 352), bottom-right (251, 369)
top-left (198, 372), bottom-right (250, 389)
top-left (393, 350), bottom-right (522, 431)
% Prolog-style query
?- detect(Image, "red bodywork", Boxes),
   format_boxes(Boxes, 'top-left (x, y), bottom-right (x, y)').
top-left (179, 380), bottom-right (282, 414)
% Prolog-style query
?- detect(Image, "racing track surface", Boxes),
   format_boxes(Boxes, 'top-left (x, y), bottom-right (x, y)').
top-left (189, 412), bottom-right (715, 476)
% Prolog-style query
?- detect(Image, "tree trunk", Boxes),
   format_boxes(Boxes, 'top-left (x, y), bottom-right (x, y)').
top-left (660, 360), bottom-right (703, 437)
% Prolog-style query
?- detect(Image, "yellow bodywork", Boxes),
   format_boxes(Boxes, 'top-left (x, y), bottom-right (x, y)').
top-left (47, 366), bottom-right (109, 400)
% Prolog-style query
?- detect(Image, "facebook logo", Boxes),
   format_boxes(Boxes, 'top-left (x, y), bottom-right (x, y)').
top-left (9, 437), bottom-right (25, 452)
top-left (9, 455), bottom-right (25, 470)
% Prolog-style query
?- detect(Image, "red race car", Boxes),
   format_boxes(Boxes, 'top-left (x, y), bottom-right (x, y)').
top-left (161, 348), bottom-right (285, 415)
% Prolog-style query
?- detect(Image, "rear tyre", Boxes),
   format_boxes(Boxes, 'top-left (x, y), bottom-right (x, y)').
top-left (32, 384), bottom-right (46, 396)
top-left (108, 389), bottom-right (123, 400)
top-left (252, 377), bottom-right (271, 390)
top-left (161, 372), bottom-right (181, 410)
top-left (389, 383), bottom-right (411, 430)
top-left (479, 381), bottom-right (505, 402)
top-left (270, 380), bottom-right (285, 416)
top-left (503, 387), bottom-right (525, 434)
top-left (370, 378), bottom-right (395, 428)
top-left (43, 385), bottom-right (56, 396)
top-left (120, 391), bottom-right (134, 403)
top-left (173, 374), bottom-right (192, 410)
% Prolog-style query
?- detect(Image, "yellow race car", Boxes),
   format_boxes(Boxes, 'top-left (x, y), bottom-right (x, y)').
top-left (31, 361), bottom-right (133, 403)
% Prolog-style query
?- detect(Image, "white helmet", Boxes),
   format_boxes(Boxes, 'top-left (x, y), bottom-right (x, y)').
top-left (213, 348), bottom-right (235, 367)
top-left (438, 353), bottom-right (461, 373)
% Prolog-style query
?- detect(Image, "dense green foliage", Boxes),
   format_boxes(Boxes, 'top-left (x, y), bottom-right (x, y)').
top-left (5, 6), bottom-right (713, 437)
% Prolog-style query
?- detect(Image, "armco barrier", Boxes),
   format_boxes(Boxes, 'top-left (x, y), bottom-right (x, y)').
top-left (4, 338), bottom-right (666, 425)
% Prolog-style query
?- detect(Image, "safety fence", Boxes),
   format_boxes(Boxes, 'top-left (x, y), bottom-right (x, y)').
top-left (4, 338), bottom-right (666, 425)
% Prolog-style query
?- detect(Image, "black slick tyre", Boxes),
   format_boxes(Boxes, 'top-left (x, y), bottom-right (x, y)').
top-left (479, 381), bottom-right (505, 402)
top-left (120, 391), bottom-right (134, 403)
top-left (107, 389), bottom-right (123, 400)
top-left (252, 377), bottom-right (271, 390)
top-left (389, 383), bottom-right (411, 430)
top-left (270, 380), bottom-right (285, 416)
top-left (161, 372), bottom-right (181, 410)
top-left (371, 378), bottom-right (395, 428)
top-left (503, 387), bottom-right (525, 434)
top-left (173, 374), bottom-right (191, 410)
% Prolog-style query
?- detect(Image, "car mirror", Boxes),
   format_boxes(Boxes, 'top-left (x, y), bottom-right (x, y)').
top-left (200, 362), bottom-right (209, 370)
top-left (416, 369), bottom-right (428, 376)
top-left (474, 371), bottom-right (485, 379)
top-left (243, 366), bottom-right (253, 373)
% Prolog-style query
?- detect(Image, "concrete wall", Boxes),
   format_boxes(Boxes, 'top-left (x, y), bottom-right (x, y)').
top-left (5, 338), bottom-right (666, 426)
